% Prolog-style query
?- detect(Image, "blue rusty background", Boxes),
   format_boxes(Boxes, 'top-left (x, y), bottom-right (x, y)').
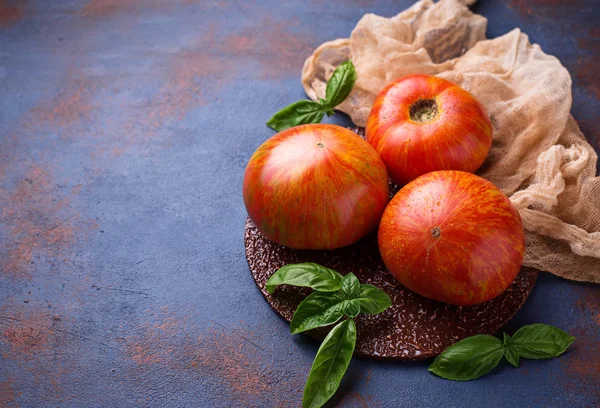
top-left (0, 0), bottom-right (598, 407)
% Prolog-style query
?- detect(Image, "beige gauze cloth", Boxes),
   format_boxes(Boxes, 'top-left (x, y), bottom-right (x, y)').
top-left (301, 0), bottom-right (600, 283)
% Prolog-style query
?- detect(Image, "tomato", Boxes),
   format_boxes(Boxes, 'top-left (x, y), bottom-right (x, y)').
top-left (378, 171), bottom-right (524, 306)
top-left (243, 124), bottom-right (389, 250)
top-left (366, 74), bottom-right (492, 185)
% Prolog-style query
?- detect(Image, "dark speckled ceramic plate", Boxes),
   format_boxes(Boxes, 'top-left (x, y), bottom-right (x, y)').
top-left (245, 217), bottom-right (537, 361)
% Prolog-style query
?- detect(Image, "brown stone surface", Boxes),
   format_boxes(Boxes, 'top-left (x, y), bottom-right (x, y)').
top-left (245, 217), bottom-right (538, 360)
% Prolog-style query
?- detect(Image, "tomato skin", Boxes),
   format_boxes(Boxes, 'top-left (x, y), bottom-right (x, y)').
top-left (243, 124), bottom-right (389, 250)
top-left (378, 171), bottom-right (524, 306)
top-left (366, 74), bottom-right (492, 185)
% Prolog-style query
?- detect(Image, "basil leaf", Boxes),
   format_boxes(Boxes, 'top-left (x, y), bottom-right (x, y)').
top-left (290, 292), bottom-right (345, 334)
top-left (266, 263), bottom-right (344, 294)
top-left (340, 273), bottom-right (360, 299)
top-left (353, 284), bottom-right (392, 314)
top-left (266, 60), bottom-right (355, 131)
top-left (504, 348), bottom-right (520, 367)
top-left (266, 100), bottom-right (325, 132)
top-left (342, 300), bottom-right (360, 318)
top-left (303, 319), bottom-right (357, 408)
top-left (319, 98), bottom-right (334, 117)
top-left (510, 323), bottom-right (575, 359)
top-left (503, 333), bottom-right (519, 367)
top-left (429, 335), bottom-right (504, 381)
top-left (324, 60), bottom-right (356, 109)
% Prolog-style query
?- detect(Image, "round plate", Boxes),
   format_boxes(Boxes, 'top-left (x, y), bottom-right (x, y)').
top-left (245, 218), bottom-right (537, 360)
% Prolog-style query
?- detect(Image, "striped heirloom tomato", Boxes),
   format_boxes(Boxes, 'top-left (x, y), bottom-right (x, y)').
top-left (243, 124), bottom-right (389, 250)
top-left (378, 171), bottom-right (525, 306)
top-left (366, 74), bottom-right (493, 185)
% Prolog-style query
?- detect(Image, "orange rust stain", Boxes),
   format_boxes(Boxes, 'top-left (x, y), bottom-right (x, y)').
top-left (17, 16), bottom-right (311, 159)
top-left (1, 311), bottom-right (52, 356)
top-left (507, 0), bottom-right (582, 17)
top-left (111, 147), bottom-right (124, 156)
top-left (574, 287), bottom-right (600, 323)
top-left (124, 310), bottom-right (305, 405)
top-left (223, 35), bottom-right (257, 53)
top-left (27, 80), bottom-right (96, 133)
top-left (81, 0), bottom-right (231, 18)
top-left (561, 288), bottom-right (600, 401)
top-left (191, 329), bottom-right (272, 398)
top-left (0, 0), bottom-right (24, 27)
top-left (129, 344), bottom-right (162, 365)
top-left (0, 298), bottom-right (76, 405)
top-left (221, 17), bottom-right (316, 78)
top-left (0, 163), bottom-right (95, 280)
top-left (81, 0), bottom-right (144, 17)
top-left (0, 297), bottom-right (68, 359)
top-left (0, 377), bottom-right (19, 407)
top-left (0, 133), bottom-right (16, 179)
top-left (576, 66), bottom-right (600, 100)
top-left (339, 393), bottom-right (381, 408)
top-left (189, 0), bottom-right (229, 9)
top-left (31, 26), bottom-right (228, 157)
top-left (140, 26), bottom-right (225, 130)
top-left (574, 27), bottom-right (600, 100)
top-left (310, 0), bottom-right (373, 5)
top-left (19, 36), bottom-right (221, 161)
top-left (125, 309), bottom-right (185, 368)
top-left (562, 327), bottom-right (600, 401)
top-left (17, 63), bottom-right (126, 161)
top-left (576, 118), bottom-right (599, 153)
top-left (20, 64), bottom-right (128, 158)
top-left (144, 52), bottom-right (211, 126)
top-left (589, 26), bottom-right (600, 38)
top-left (0, 166), bottom-right (77, 279)
top-left (506, 2), bottom-right (600, 101)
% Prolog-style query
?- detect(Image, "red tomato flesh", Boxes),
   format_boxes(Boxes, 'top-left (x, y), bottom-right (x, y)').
top-left (243, 124), bottom-right (390, 250)
top-left (367, 74), bottom-right (493, 185)
top-left (378, 171), bottom-right (525, 306)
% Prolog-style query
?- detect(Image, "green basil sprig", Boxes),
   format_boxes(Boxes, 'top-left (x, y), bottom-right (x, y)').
top-left (504, 323), bottom-right (575, 361)
top-left (303, 319), bottom-right (356, 408)
top-left (266, 61), bottom-right (356, 132)
top-left (429, 324), bottom-right (575, 381)
top-left (265, 263), bottom-right (343, 294)
top-left (267, 262), bottom-right (391, 408)
top-left (428, 335), bottom-right (505, 381)
top-left (291, 291), bottom-right (345, 334)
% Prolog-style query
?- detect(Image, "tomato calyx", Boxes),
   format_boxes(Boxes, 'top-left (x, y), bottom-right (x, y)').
top-left (409, 99), bottom-right (438, 123)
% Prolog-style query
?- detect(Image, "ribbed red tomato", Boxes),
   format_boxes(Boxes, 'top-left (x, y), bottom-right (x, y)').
top-left (243, 124), bottom-right (389, 250)
top-left (378, 171), bottom-right (525, 306)
top-left (366, 74), bottom-right (492, 185)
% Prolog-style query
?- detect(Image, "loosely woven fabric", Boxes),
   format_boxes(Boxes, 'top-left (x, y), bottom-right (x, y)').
top-left (301, 0), bottom-right (600, 283)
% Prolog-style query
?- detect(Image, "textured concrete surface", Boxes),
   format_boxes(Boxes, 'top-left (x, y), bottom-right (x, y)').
top-left (0, 0), bottom-right (598, 406)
